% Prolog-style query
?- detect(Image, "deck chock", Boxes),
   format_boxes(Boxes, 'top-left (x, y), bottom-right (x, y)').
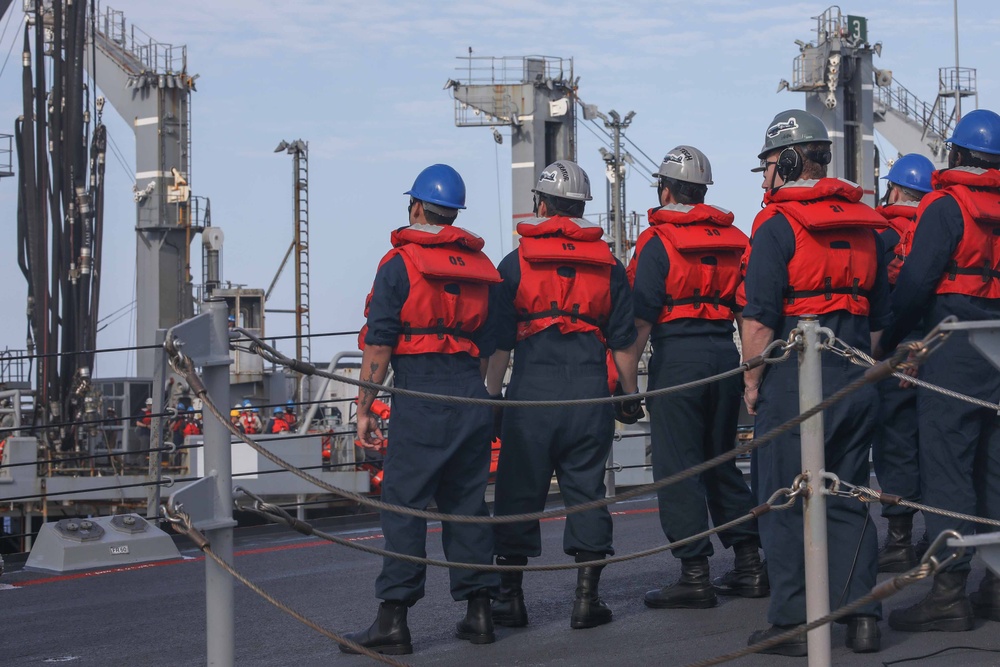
top-left (24, 514), bottom-right (181, 573)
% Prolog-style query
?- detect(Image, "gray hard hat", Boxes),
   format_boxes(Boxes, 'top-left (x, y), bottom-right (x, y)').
top-left (654, 145), bottom-right (713, 185)
top-left (757, 109), bottom-right (831, 160)
top-left (532, 160), bottom-right (593, 201)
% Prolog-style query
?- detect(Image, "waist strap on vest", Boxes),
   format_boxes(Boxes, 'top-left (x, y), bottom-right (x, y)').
top-left (784, 277), bottom-right (870, 302)
top-left (516, 303), bottom-right (601, 327)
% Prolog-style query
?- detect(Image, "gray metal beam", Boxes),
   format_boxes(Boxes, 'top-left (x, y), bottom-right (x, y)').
top-left (84, 11), bottom-right (197, 376)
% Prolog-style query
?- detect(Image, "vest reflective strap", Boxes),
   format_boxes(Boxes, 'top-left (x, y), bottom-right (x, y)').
top-left (515, 303), bottom-right (601, 327)
top-left (784, 277), bottom-right (870, 302)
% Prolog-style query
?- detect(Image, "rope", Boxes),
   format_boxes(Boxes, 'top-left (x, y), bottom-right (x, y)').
top-left (235, 486), bottom-right (798, 572)
top-left (164, 511), bottom-right (410, 667)
top-left (233, 327), bottom-right (793, 408)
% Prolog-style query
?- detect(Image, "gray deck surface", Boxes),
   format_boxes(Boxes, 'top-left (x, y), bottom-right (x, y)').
top-left (2, 495), bottom-right (999, 666)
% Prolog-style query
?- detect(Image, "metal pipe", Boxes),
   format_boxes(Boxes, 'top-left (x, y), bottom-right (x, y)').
top-left (147, 329), bottom-right (167, 519)
top-left (798, 317), bottom-right (831, 666)
top-left (203, 299), bottom-right (235, 667)
top-left (297, 351), bottom-right (361, 434)
top-left (954, 0), bottom-right (961, 120)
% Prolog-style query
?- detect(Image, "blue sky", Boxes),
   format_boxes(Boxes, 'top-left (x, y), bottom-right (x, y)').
top-left (0, 1), bottom-right (997, 376)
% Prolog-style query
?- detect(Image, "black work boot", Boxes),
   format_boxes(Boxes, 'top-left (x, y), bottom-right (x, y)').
top-left (645, 556), bottom-right (718, 609)
top-left (888, 570), bottom-right (975, 632)
top-left (714, 542), bottom-right (770, 598)
top-left (970, 570), bottom-right (1000, 622)
top-left (878, 514), bottom-right (917, 573)
top-left (570, 552), bottom-right (613, 629)
top-left (747, 624), bottom-right (807, 657)
top-left (456, 589), bottom-right (496, 644)
top-left (845, 615), bottom-right (881, 653)
top-left (492, 556), bottom-right (528, 627)
top-left (914, 531), bottom-right (931, 560)
top-left (340, 601), bottom-right (413, 655)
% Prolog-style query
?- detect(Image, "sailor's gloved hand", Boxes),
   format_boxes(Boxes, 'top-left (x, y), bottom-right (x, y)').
top-left (613, 382), bottom-right (644, 425)
top-left (489, 393), bottom-right (504, 441)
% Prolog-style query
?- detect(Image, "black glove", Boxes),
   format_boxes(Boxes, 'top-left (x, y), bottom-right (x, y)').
top-left (613, 381), bottom-right (645, 425)
top-left (489, 393), bottom-right (504, 441)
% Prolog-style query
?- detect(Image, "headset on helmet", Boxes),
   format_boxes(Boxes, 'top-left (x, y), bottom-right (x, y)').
top-left (405, 164), bottom-right (467, 212)
top-left (947, 109), bottom-right (1000, 157)
top-left (883, 153), bottom-right (934, 193)
top-left (654, 145), bottom-right (713, 185)
top-left (756, 110), bottom-right (832, 181)
top-left (532, 160), bottom-right (593, 202)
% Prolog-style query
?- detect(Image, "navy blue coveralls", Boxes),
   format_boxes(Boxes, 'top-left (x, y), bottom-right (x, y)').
top-left (744, 215), bottom-right (890, 625)
top-left (872, 225), bottom-right (921, 517)
top-left (491, 252), bottom-right (637, 560)
top-left (364, 253), bottom-right (500, 603)
top-left (631, 234), bottom-right (759, 560)
top-left (882, 196), bottom-right (1000, 572)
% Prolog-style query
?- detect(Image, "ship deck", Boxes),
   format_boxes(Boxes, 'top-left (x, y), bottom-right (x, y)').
top-left (2, 493), bottom-right (999, 666)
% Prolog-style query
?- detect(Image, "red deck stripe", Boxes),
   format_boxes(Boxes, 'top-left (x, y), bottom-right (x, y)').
top-left (13, 506), bottom-right (657, 587)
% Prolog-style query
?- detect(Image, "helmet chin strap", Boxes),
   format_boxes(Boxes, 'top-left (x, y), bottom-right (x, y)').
top-left (880, 184), bottom-right (893, 208)
top-left (766, 168), bottom-right (781, 202)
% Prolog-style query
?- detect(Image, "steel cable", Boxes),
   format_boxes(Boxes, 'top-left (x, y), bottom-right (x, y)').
top-left (233, 327), bottom-right (793, 408)
top-left (828, 336), bottom-right (1000, 412)
top-left (163, 512), bottom-right (410, 667)
top-left (844, 483), bottom-right (1000, 528)
top-left (684, 531), bottom-right (963, 666)
top-left (236, 485), bottom-right (798, 572)
top-left (170, 343), bottom-right (902, 526)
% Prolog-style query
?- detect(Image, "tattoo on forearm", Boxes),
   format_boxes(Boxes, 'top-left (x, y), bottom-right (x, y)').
top-left (358, 361), bottom-right (380, 411)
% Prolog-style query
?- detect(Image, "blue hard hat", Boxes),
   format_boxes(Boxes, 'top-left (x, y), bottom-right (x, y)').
top-left (882, 153), bottom-right (935, 193)
top-left (252, 407), bottom-right (259, 413)
top-left (404, 164), bottom-right (467, 210)
top-left (177, 402), bottom-right (186, 411)
top-left (242, 399), bottom-right (252, 407)
top-left (274, 407), bottom-right (284, 415)
top-left (187, 406), bottom-right (195, 413)
top-left (946, 109), bottom-right (1000, 155)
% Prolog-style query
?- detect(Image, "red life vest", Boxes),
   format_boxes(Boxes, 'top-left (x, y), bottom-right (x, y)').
top-left (513, 216), bottom-right (615, 343)
top-left (183, 421), bottom-right (201, 437)
top-left (359, 224), bottom-right (500, 355)
top-left (746, 178), bottom-right (886, 317)
top-left (138, 408), bottom-right (152, 428)
top-left (240, 413), bottom-right (259, 435)
top-left (922, 167), bottom-right (1000, 299)
top-left (628, 204), bottom-right (747, 323)
top-left (270, 416), bottom-right (290, 434)
top-left (876, 202), bottom-right (919, 285)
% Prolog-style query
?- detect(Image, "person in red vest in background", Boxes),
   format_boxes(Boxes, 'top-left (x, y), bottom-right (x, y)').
top-left (239, 400), bottom-right (261, 434)
top-left (182, 407), bottom-right (201, 437)
top-left (270, 407), bottom-right (290, 433)
top-left (870, 153), bottom-right (934, 575)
